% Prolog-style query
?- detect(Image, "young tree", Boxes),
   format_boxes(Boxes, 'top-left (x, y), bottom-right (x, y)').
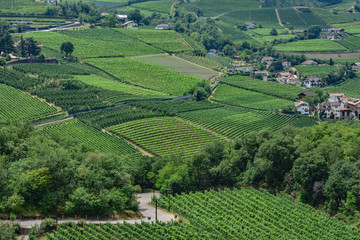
top-left (60, 42), bottom-right (74, 57)
top-left (270, 28), bottom-right (278, 36)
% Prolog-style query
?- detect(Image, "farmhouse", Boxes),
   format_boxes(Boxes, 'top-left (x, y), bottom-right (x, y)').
top-left (294, 101), bottom-right (310, 115)
top-left (301, 60), bottom-right (317, 65)
top-left (254, 71), bottom-right (269, 81)
top-left (277, 72), bottom-right (299, 85)
top-left (327, 33), bottom-right (342, 41)
top-left (46, 0), bottom-right (60, 3)
top-left (155, 24), bottom-right (171, 30)
top-left (208, 49), bottom-right (219, 57)
top-left (117, 15), bottom-right (128, 20)
top-left (101, 13), bottom-right (109, 16)
top-left (233, 61), bottom-right (254, 72)
top-left (298, 92), bottom-right (313, 100)
top-left (321, 28), bottom-right (344, 34)
top-left (304, 76), bottom-right (323, 88)
top-left (351, 62), bottom-right (360, 72)
top-left (261, 57), bottom-right (273, 66)
top-left (286, 76), bottom-right (301, 86)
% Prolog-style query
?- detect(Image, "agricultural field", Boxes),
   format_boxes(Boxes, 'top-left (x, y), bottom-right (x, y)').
top-left (212, 84), bottom-right (294, 111)
top-left (278, 8), bottom-right (329, 29)
top-left (136, 55), bottom-right (219, 80)
top-left (223, 76), bottom-right (304, 100)
top-left (108, 117), bottom-right (221, 158)
top-left (77, 105), bottom-right (166, 129)
top-left (176, 53), bottom-right (233, 69)
top-left (296, 64), bottom-right (339, 77)
top-left (324, 77), bottom-right (360, 98)
top-left (0, 0), bottom-right (46, 13)
top-left (178, 106), bottom-right (296, 138)
top-left (85, 57), bottom-right (204, 96)
top-left (0, 68), bottom-right (42, 90)
top-left (337, 36), bottom-right (360, 51)
top-left (132, 0), bottom-right (173, 13)
top-left (0, 84), bottom-right (58, 123)
top-left (245, 31), bottom-right (295, 43)
top-left (22, 28), bottom-right (163, 58)
top-left (216, 21), bottom-right (255, 43)
top-left (116, 29), bottom-right (197, 53)
top-left (158, 188), bottom-right (360, 239)
top-left (291, 117), bottom-right (319, 127)
top-left (74, 75), bottom-right (169, 99)
top-left (312, 8), bottom-right (352, 24)
top-left (42, 119), bottom-right (137, 156)
top-left (275, 39), bottom-right (347, 52)
top-left (333, 22), bottom-right (360, 34)
top-left (220, 9), bottom-right (280, 28)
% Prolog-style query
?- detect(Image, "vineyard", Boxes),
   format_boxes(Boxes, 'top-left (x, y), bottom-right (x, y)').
top-left (337, 36), bottom-right (360, 51)
top-left (136, 55), bottom-right (218, 80)
top-left (275, 39), bottom-right (347, 52)
top-left (220, 9), bottom-right (279, 28)
top-left (296, 64), bottom-right (339, 77)
top-left (278, 8), bottom-right (328, 29)
top-left (212, 84), bottom-right (293, 111)
top-left (85, 58), bottom-right (204, 96)
top-left (178, 106), bottom-right (296, 138)
top-left (324, 77), bottom-right (360, 98)
top-left (23, 28), bottom-right (163, 58)
top-left (291, 117), bottom-right (319, 127)
top-left (0, 68), bottom-right (42, 90)
top-left (157, 188), bottom-right (360, 239)
top-left (0, 84), bottom-right (58, 123)
top-left (41, 119), bottom-right (138, 156)
top-left (222, 75), bottom-right (303, 100)
top-left (108, 117), bottom-right (221, 158)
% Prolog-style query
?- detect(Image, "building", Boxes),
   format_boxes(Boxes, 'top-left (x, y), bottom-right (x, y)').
top-left (208, 49), bottom-right (218, 57)
top-left (321, 28), bottom-right (344, 34)
top-left (233, 61), bottom-right (254, 72)
top-left (245, 22), bottom-right (256, 29)
top-left (301, 60), bottom-right (317, 65)
top-left (298, 92), bottom-right (314, 100)
top-left (304, 76), bottom-right (323, 88)
top-left (261, 57), bottom-right (273, 66)
top-left (155, 24), bottom-right (171, 30)
top-left (122, 21), bottom-right (138, 29)
top-left (318, 93), bottom-right (360, 120)
top-left (327, 33), bottom-right (342, 41)
top-left (117, 15), bottom-right (128, 20)
top-left (46, 0), bottom-right (60, 2)
top-left (282, 61), bottom-right (291, 69)
top-left (352, 62), bottom-right (360, 72)
top-left (254, 71), bottom-right (269, 81)
top-left (287, 76), bottom-right (301, 86)
top-left (292, 29), bottom-right (307, 35)
top-left (294, 101), bottom-right (310, 115)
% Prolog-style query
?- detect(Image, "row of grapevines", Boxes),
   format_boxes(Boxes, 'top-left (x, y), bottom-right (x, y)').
top-left (0, 68), bottom-right (42, 90)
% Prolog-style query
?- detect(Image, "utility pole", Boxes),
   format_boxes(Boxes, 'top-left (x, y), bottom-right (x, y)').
top-left (250, 71), bottom-right (253, 89)
top-left (155, 199), bottom-right (158, 221)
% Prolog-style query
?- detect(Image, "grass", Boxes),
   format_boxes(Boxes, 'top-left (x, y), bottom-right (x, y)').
top-left (222, 76), bottom-right (304, 100)
top-left (136, 55), bottom-right (219, 80)
top-left (296, 65), bottom-right (340, 77)
top-left (216, 21), bottom-right (255, 43)
top-left (275, 39), bottom-right (347, 52)
top-left (41, 119), bottom-right (138, 156)
top-left (0, 0), bottom-right (46, 13)
top-left (85, 57), bottom-right (204, 96)
top-left (178, 106), bottom-right (296, 139)
top-left (176, 53), bottom-right (233, 69)
top-left (0, 84), bottom-right (58, 123)
top-left (212, 84), bottom-right (294, 111)
top-left (21, 28), bottom-right (163, 58)
top-left (108, 117), bottom-right (221, 159)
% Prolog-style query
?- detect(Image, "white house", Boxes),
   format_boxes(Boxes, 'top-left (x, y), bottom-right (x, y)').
top-left (304, 76), bottom-right (323, 88)
top-left (233, 61), bottom-right (254, 72)
top-left (261, 57), bottom-right (273, 66)
top-left (117, 15), bottom-right (128, 20)
top-left (155, 24), bottom-right (171, 30)
top-left (254, 71), bottom-right (269, 81)
top-left (352, 62), bottom-right (360, 72)
top-left (294, 101), bottom-right (310, 115)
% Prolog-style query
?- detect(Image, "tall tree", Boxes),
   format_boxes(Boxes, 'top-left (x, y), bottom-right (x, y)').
top-left (60, 42), bottom-right (74, 57)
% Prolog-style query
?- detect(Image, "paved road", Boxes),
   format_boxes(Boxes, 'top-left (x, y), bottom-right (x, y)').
top-left (18, 193), bottom-right (175, 229)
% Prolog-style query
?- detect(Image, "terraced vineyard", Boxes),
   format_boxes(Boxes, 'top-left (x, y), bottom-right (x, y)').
top-left (176, 53), bottom-right (233, 69)
top-left (324, 77), bottom-right (360, 98)
top-left (178, 106), bottom-right (296, 138)
top-left (296, 64), bottom-right (339, 77)
top-left (42, 119), bottom-right (138, 156)
top-left (0, 68), bottom-right (42, 90)
top-left (278, 8), bottom-right (328, 29)
top-left (0, 84), bottom-right (58, 122)
top-left (337, 36), bottom-right (360, 51)
top-left (23, 28), bottom-right (163, 58)
top-left (158, 188), bottom-right (360, 239)
top-left (132, 0), bottom-right (173, 13)
top-left (212, 84), bottom-right (293, 111)
top-left (108, 117), bottom-right (221, 158)
top-left (85, 58), bottom-right (204, 96)
top-left (275, 39), bottom-right (347, 52)
top-left (220, 9), bottom-right (279, 28)
top-left (223, 76), bottom-right (303, 100)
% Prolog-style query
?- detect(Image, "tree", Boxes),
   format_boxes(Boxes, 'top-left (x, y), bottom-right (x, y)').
top-left (128, 9), bottom-right (142, 23)
top-left (60, 42), bottom-right (74, 57)
top-left (18, 35), bottom-right (26, 57)
top-left (270, 28), bottom-right (278, 36)
top-left (24, 38), bottom-right (41, 57)
top-left (223, 44), bottom-right (236, 57)
top-left (307, 26), bottom-right (321, 39)
top-left (104, 15), bottom-right (118, 28)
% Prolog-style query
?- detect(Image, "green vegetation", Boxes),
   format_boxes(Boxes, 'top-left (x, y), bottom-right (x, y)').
top-left (278, 8), bottom-right (328, 29)
top-left (85, 57), bottom-right (204, 96)
top-left (222, 76), bottom-right (303, 100)
top-left (0, 84), bottom-right (58, 123)
top-left (212, 84), bottom-right (294, 111)
top-left (220, 9), bottom-right (279, 28)
top-left (132, 0), bottom-right (173, 13)
top-left (0, 0), bottom-right (46, 13)
top-left (23, 28), bottom-right (163, 58)
top-left (41, 119), bottom-right (137, 156)
top-left (136, 55), bottom-right (219, 79)
top-left (312, 9), bottom-right (353, 24)
top-left (275, 39), bottom-right (347, 52)
top-left (109, 117), bottom-right (220, 158)
top-left (216, 21), bottom-right (255, 43)
top-left (333, 22), bottom-right (360, 34)
top-left (291, 117), bottom-right (319, 127)
top-left (296, 64), bottom-right (340, 77)
top-left (324, 77), bottom-right (360, 98)
top-left (176, 53), bottom-right (233, 69)
top-left (178, 106), bottom-right (296, 138)
top-left (158, 188), bottom-right (359, 239)
top-left (0, 68), bottom-right (42, 90)
top-left (337, 36), bottom-right (360, 51)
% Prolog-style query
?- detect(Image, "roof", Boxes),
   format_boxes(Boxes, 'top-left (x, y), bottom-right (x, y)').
top-left (299, 92), bottom-right (313, 97)
top-left (294, 101), bottom-right (309, 108)
top-left (329, 93), bottom-right (345, 98)
top-left (340, 107), bottom-right (352, 111)
top-left (254, 71), bottom-right (269, 75)
top-left (156, 24), bottom-right (171, 28)
top-left (352, 62), bottom-right (360, 66)
top-left (279, 72), bottom-right (292, 77)
top-left (330, 102), bottom-right (340, 106)
top-left (117, 14), bottom-right (128, 18)
top-left (305, 76), bottom-right (322, 81)
top-left (262, 57), bottom-right (273, 61)
top-left (302, 60), bottom-right (317, 65)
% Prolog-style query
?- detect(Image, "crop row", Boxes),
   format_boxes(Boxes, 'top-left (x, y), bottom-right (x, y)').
top-left (108, 117), bottom-right (220, 158)
top-left (178, 106), bottom-right (296, 139)
top-left (158, 188), bottom-right (360, 239)
top-left (0, 68), bottom-right (42, 90)
top-left (275, 39), bottom-right (347, 52)
top-left (212, 84), bottom-right (293, 111)
top-left (0, 83), bottom-right (57, 123)
top-left (41, 119), bottom-right (137, 156)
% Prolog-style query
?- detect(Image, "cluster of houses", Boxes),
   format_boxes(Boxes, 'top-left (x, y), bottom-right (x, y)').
top-left (292, 28), bottom-right (345, 41)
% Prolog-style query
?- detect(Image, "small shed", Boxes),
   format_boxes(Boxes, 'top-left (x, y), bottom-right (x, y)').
top-left (155, 24), bottom-right (171, 30)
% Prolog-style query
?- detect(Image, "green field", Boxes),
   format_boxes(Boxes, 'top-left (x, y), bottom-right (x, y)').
top-left (41, 119), bottom-right (138, 156)
top-left (85, 58), bottom-right (204, 96)
top-left (220, 9), bottom-right (280, 28)
top-left (132, 0), bottom-right (173, 13)
top-left (337, 36), bottom-right (360, 51)
top-left (324, 77), bottom-right (360, 98)
top-left (108, 117), bottom-right (221, 158)
top-left (245, 30), bottom-right (295, 43)
top-left (223, 76), bottom-right (304, 100)
top-left (212, 84), bottom-right (293, 111)
top-left (136, 55), bottom-right (219, 80)
top-left (176, 53), bottom-right (233, 69)
top-left (278, 8), bottom-right (328, 29)
top-left (0, 0), bottom-right (46, 13)
top-left (22, 28), bottom-right (163, 58)
top-left (0, 84), bottom-right (58, 123)
top-left (296, 64), bottom-right (339, 77)
top-left (275, 39), bottom-right (347, 52)
top-left (312, 8), bottom-right (354, 24)
top-left (216, 21), bottom-right (255, 43)
top-left (291, 117), bottom-right (319, 127)
top-left (333, 22), bottom-right (360, 34)
top-left (178, 106), bottom-right (296, 139)
top-left (158, 188), bottom-right (360, 239)
top-left (185, 0), bottom-right (259, 16)
top-left (73, 75), bottom-right (169, 99)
